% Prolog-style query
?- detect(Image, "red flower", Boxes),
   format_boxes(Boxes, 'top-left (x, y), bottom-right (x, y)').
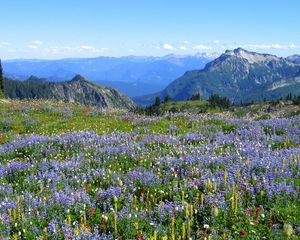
top-left (141, 186), bottom-right (145, 193)
top-left (86, 224), bottom-right (91, 231)
top-left (256, 207), bottom-right (260, 216)
top-left (240, 229), bottom-right (246, 238)
top-left (89, 207), bottom-right (95, 216)
top-left (270, 219), bottom-right (274, 226)
top-left (34, 207), bottom-right (39, 215)
top-left (85, 183), bottom-right (91, 190)
top-left (136, 235), bottom-right (143, 240)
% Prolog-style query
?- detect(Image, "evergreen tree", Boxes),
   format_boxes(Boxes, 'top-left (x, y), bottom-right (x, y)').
top-left (0, 59), bottom-right (4, 97)
top-left (208, 94), bottom-right (230, 109)
top-left (163, 95), bottom-right (172, 103)
top-left (154, 96), bottom-right (161, 106)
top-left (286, 93), bottom-right (293, 101)
top-left (190, 93), bottom-right (200, 101)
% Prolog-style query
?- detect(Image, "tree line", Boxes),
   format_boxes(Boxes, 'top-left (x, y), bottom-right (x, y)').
top-left (141, 93), bottom-right (231, 115)
top-left (0, 59), bottom-right (4, 98)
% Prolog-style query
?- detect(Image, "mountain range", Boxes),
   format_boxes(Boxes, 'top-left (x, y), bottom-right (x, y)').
top-left (135, 48), bottom-right (300, 105)
top-left (286, 55), bottom-right (300, 64)
top-left (3, 75), bottom-right (136, 110)
top-left (2, 54), bottom-right (214, 97)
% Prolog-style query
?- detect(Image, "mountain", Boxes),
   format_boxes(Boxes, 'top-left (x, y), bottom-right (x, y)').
top-left (3, 54), bottom-right (214, 97)
top-left (135, 48), bottom-right (300, 105)
top-left (95, 80), bottom-right (164, 98)
top-left (286, 54), bottom-right (300, 64)
top-left (3, 75), bottom-right (136, 110)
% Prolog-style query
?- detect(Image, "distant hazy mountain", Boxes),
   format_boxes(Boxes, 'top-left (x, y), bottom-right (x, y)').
top-left (135, 48), bottom-right (300, 105)
top-left (4, 75), bottom-right (136, 110)
top-left (96, 80), bottom-right (165, 98)
top-left (286, 55), bottom-right (300, 64)
top-left (2, 54), bottom-right (214, 97)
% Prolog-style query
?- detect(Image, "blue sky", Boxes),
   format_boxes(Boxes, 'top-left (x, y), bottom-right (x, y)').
top-left (0, 0), bottom-right (299, 59)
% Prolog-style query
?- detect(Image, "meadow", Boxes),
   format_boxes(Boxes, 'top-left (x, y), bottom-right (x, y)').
top-left (0, 100), bottom-right (299, 239)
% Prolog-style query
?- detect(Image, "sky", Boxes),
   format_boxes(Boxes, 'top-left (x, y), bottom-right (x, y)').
top-left (0, 0), bottom-right (299, 59)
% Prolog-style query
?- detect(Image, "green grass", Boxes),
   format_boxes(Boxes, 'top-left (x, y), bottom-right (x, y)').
top-left (0, 99), bottom-right (211, 143)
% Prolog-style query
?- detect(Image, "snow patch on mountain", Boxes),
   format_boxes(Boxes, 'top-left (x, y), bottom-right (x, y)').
top-left (267, 77), bottom-right (300, 91)
top-left (225, 48), bottom-right (278, 64)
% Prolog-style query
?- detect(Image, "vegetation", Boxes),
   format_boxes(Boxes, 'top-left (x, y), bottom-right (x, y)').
top-left (143, 94), bottom-right (230, 116)
top-left (189, 93), bottom-right (201, 101)
top-left (0, 59), bottom-right (4, 98)
top-left (208, 94), bottom-right (230, 109)
top-left (285, 92), bottom-right (300, 106)
top-left (293, 96), bottom-right (300, 105)
top-left (0, 99), bottom-right (299, 239)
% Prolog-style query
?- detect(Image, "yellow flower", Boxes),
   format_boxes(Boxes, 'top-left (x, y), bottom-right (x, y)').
top-left (283, 223), bottom-right (293, 237)
top-left (213, 207), bottom-right (219, 217)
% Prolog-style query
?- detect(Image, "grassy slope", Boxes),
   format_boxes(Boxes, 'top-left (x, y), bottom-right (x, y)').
top-left (1, 98), bottom-right (299, 144)
top-left (146, 99), bottom-right (300, 118)
top-left (0, 99), bottom-right (205, 143)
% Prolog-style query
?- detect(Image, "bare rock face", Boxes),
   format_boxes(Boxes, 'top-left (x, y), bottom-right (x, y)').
top-left (49, 75), bottom-right (136, 110)
top-left (4, 75), bottom-right (136, 110)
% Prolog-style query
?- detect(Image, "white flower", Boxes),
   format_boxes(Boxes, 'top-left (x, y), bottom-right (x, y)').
top-left (204, 224), bottom-right (210, 229)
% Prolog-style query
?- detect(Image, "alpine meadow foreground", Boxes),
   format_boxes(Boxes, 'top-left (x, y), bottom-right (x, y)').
top-left (0, 100), bottom-right (299, 239)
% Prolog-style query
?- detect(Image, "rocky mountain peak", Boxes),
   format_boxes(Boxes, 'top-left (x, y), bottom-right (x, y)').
top-left (153, 48), bottom-right (300, 105)
top-left (223, 48), bottom-right (279, 64)
top-left (71, 74), bottom-right (86, 82)
top-left (26, 75), bottom-right (47, 83)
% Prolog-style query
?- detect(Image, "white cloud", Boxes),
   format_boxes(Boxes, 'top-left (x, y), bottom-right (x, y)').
top-left (128, 49), bottom-right (135, 53)
top-left (80, 45), bottom-right (95, 50)
top-left (213, 40), bottom-right (220, 44)
top-left (0, 42), bottom-right (10, 47)
top-left (163, 43), bottom-right (175, 51)
top-left (183, 40), bottom-right (190, 45)
top-left (244, 43), bottom-right (299, 50)
top-left (193, 44), bottom-right (212, 50)
top-left (44, 45), bottom-right (108, 56)
top-left (179, 45), bottom-right (188, 50)
top-left (78, 45), bottom-right (104, 53)
top-left (28, 45), bottom-right (39, 49)
top-left (289, 43), bottom-right (297, 49)
top-left (32, 40), bottom-right (43, 45)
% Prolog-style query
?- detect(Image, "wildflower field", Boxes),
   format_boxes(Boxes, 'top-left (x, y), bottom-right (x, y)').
top-left (0, 100), bottom-right (299, 239)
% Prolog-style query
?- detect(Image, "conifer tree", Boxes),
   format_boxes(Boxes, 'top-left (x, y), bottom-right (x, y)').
top-left (0, 59), bottom-right (4, 98)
